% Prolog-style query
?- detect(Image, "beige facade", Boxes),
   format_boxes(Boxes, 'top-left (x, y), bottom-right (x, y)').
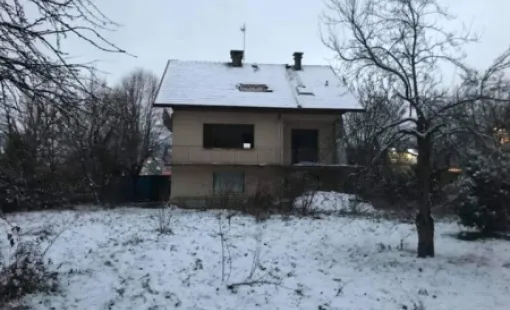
top-left (170, 109), bottom-right (344, 200)
top-left (172, 111), bottom-right (281, 165)
top-left (171, 166), bottom-right (281, 200)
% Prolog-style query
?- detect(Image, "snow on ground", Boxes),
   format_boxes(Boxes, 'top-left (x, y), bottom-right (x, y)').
top-left (294, 191), bottom-right (375, 214)
top-left (2, 205), bottom-right (510, 310)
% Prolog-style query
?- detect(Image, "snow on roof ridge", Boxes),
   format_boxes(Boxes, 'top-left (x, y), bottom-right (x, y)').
top-left (167, 59), bottom-right (333, 69)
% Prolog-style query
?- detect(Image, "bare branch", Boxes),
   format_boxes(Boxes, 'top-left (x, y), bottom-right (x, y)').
top-left (0, 0), bottom-right (130, 122)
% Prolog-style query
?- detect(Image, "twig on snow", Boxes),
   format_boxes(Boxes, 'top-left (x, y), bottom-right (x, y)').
top-left (226, 279), bottom-right (280, 290)
top-left (42, 215), bottom-right (80, 257)
top-left (217, 214), bottom-right (232, 283)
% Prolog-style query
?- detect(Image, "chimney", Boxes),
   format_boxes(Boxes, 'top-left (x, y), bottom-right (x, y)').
top-left (230, 50), bottom-right (244, 67)
top-left (293, 52), bottom-right (303, 70)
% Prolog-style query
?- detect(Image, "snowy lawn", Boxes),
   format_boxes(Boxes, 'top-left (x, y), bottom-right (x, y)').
top-left (2, 205), bottom-right (510, 310)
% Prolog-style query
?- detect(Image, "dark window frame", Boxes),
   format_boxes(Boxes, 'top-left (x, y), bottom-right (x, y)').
top-left (203, 124), bottom-right (255, 149)
top-left (291, 129), bottom-right (319, 163)
top-left (213, 172), bottom-right (245, 194)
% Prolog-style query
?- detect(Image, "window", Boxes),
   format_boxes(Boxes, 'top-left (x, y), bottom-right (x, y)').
top-left (213, 172), bottom-right (245, 194)
top-left (291, 129), bottom-right (319, 163)
top-left (237, 83), bottom-right (272, 92)
top-left (203, 124), bottom-right (254, 149)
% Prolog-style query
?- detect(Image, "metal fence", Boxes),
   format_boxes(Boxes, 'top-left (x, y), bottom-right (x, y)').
top-left (105, 175), bottom-right (171, 203)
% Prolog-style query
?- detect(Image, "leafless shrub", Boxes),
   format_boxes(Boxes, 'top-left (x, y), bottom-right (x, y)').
top-left (217, 214), bottom-right (232, 283)
top-left (156, 205), bottom-right (173, 235)
top-left (297, 190), bottom-right (318, 215)
top-left (283, 172), bottom-right (320, 215)
top-left (0, 241), bottom-right (59, 307)
top-left (225, 226), bottom-right (282, 292)
top-left (0, 216), bottom-right (61, 307)
top-left (206, 189), bottom-right (243, 212)
top-left (245, 181), bottom-right (278, 222)
top-left (203, 175), bottom-right (324, 219)
top-left (0, 214), bottom-right (79, 307)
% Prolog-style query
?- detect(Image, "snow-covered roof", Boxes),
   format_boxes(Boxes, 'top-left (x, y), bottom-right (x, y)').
top-left (154, 60), bottom-right (363, 111)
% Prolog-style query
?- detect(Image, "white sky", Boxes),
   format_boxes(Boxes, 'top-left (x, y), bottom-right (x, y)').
top-left (64, 0), bottom-right (510, 84)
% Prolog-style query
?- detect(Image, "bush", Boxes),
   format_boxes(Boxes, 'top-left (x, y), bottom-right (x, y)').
top-left (0, 220), bottom-right (59, 307)
top-left (0, 169), bottom-right (69, 213)
top-left (0, 243), bottom-right (59, 306)
top-left (245, 181), bottom-right (277, 221)
top-left (450, 151), bottom-right (510, 233)
top-left (0, 134), bottom-right (72, 213)
top-left (352, 164), bottom-right (418, 205)
top-left (283, 172), bottom-right (320, 207)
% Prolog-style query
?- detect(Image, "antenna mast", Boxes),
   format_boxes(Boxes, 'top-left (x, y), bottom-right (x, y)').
top-left (240, 23), bottom-right (246, 60)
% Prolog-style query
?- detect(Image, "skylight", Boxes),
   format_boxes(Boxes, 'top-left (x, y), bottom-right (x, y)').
top-left (296, 86), bottom-right (314, 96)
top-left (237, 83), bottom-right (272, 92)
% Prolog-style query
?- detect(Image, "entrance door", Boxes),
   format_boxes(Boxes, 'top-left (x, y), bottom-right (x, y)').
top-left (291, 129), bottom-right (319, 163)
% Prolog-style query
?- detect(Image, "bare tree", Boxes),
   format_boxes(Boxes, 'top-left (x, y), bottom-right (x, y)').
top-left (344, 77), bottom-right (405, 166)
top-left (60, 69), bottom-right (162, 202)
top-left (113, 68), bottom-right (162, 176)
top-left (0, 85), bottom-right (78, 211)
top-left (63, 74), bottom-right (121, 201)
top-left (0, 0), bottom-right (127, 116)
top-left (65, 69), bottom-right (162, 200)
top-left (322, 0), bottom-right (510, 257)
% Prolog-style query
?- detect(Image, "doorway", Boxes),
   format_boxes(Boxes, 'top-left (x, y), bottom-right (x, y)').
top-left (291, 129), bottom-right (319, 164)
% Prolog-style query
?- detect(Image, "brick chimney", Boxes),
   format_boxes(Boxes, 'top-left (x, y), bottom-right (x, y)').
top-left (293, 52), bottom-right (303, 70)
top-left (230, 50), bottom-right (244, 67)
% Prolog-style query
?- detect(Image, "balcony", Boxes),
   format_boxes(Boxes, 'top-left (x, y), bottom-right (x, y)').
top-left (171, 146), bottom-right (281, 166)
top-left (170, 145), bottom-right (338, 166)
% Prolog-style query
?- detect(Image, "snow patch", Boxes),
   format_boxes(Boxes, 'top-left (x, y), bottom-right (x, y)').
top-left (294, 191), bottom-right (375, 214)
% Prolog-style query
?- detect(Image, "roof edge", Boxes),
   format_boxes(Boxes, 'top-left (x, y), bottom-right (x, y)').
top-left (153, 103), bottom-right (365, 114)
top-left (153, 60), bottom-right (171, 107)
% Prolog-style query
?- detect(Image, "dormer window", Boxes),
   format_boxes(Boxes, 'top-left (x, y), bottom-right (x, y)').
top-left (237, 83), bottom-right (272, 92)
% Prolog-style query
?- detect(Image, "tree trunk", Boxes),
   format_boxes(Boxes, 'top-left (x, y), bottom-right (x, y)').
top-left (415, 135), bottom-right (435, 258)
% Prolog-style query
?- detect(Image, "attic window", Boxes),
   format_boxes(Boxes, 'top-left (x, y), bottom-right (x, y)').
top-left (237, 83), bottom-right (272, 92)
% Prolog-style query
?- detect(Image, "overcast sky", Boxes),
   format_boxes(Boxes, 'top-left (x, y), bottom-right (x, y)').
top-left (67, 0), bottom-right (510, 84)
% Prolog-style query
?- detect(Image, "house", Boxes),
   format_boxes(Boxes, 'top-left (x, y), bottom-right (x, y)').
top-left (153, 50), bottom-right (364, 205)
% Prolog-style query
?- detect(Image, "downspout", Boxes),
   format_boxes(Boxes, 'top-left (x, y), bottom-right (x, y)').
top-left (278, 112), bottom-right (284, 165)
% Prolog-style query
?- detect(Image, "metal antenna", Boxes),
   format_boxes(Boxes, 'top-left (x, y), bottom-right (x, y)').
top-left (240, 23), bottom-right (246, 60)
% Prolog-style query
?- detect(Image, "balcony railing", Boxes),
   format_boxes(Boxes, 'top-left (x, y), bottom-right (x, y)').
top-left (171, 146), bottom-right (281, 165)
top-left (170, 145), bottom-right (338, 166)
